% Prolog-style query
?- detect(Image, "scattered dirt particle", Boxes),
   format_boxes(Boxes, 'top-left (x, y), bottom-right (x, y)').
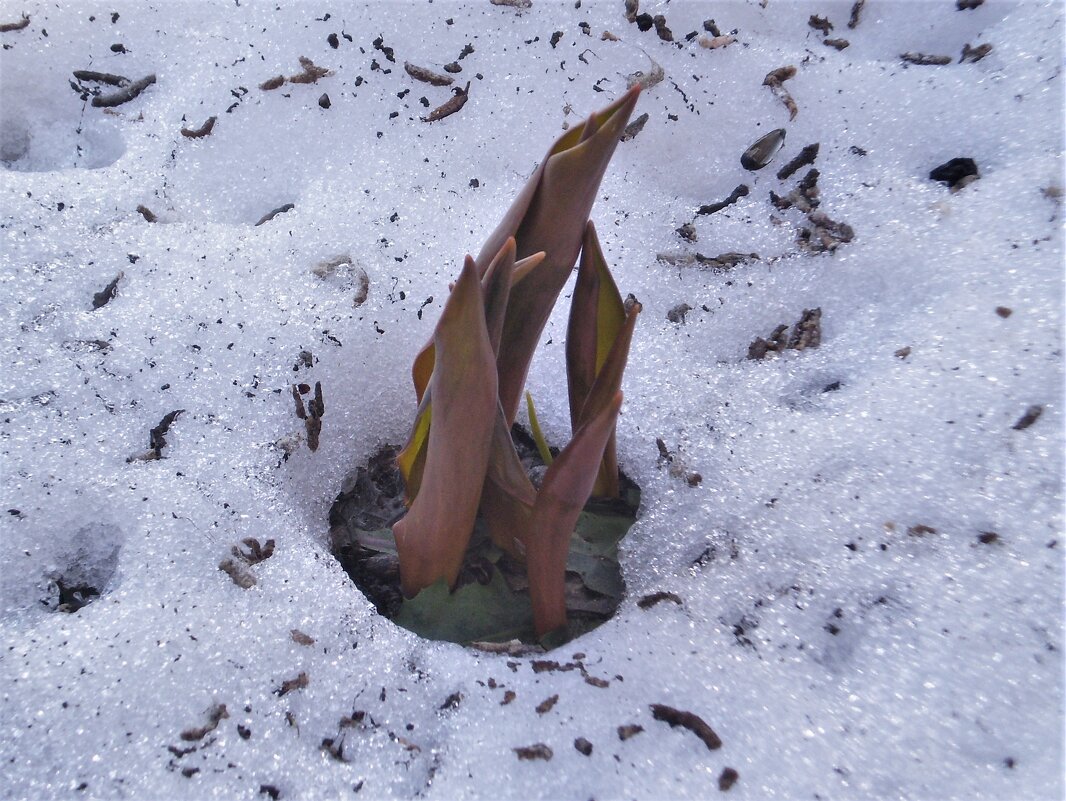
top-left (667, 303), bottom-right (692, 324)
top-left (977, 531), bottom-right (1000, 545)
top-left (535, 695), bottom-right (559, 715)
top-left (233, 538), bottom-right (275, 565)
top-left (618, 724), bottom-right (644, 741)
top-left (894, 346), bottom-right (912, 359)
top-left (930, 157), bottom-right (979, 191)
top-left (719, 767), bottom-right (740, 791)
top-left (290, 629), bottom-right (315, 646)
top-left (809, 15), bottom-right (833, 34)
top-left (259, 785), bottom-right (281, 800)
top-left (92, 272), bottom-right (124, 310)
top-left (638, 591), bottom-right (683, 609)
top-left (514, 743), bottom-right (553, 760)
top-left (136, 204), bottom-right (157, 222)
top-left (652, 14), bottom-right (673, 41)
top-left (1012, 405), bottom-right (1043, 431)
top-left (960, 42), bottom-right (993, 62)
top-left (276, 672), bottom-right (309, 697)
top-left (620, 112), bottom-right (649, 142)
top-left (219, 558), bottom-right (256, 588)
top-left (501, 690), bottom-right (516, 705)
top-left (748, 308), bottom-right (821, 359)
top-left (995, 306), bottom-right (1012, 318)
top-left (650, 704), bottom-right (722, 750)
top-left (318, 93), bottom-right (330, 109)
top-left (824, 38), bottom-right (850, 50)
top-left (237, 724), bottom-right (251, 739)
top-left (583, 675), bottom-right (609, 688)
top-left (907, 524), bottom-right (937, 537)
top-left (327, 32), bottom-right (339, 48)
top-left (440, 692), bottom-right (462, 710)
top-left (180, 703), bottom-right (229, 741)
top-left (799, 212), bottom-right (853, 253)
top-left (260, 75), bottom-right (285, 91)
top-left (676, 222), bottom-right (697, 242)
top-left (574, 737), bottom-right (593, 756)
top-left (957, 0), bottom-right (984, 9)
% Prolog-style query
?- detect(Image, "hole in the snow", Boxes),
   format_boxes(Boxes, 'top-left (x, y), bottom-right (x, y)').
top-left (329, 425), bottom-right (640, 650)
top-left (39, 522), bottom-right (123, 613)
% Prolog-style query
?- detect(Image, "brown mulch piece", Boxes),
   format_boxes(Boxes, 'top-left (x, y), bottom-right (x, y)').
top-left (180, 703), bottom-right (229, 741)
top-left (136, 204), bottom-right (157, 222)
top-left (423, 82), bottom-right (469, 122)
top-left (763, 65), bottom-right (798, 120)
top-left (748, 308), bottom-right (822, 360)
top-left (290, 629), bottom-right (315, 645)
top-left (719, 767), bottom-right (740, 790)
top-left (617, 724), bottom-right (644, 741)
top-left (289, 56), bottom-right (331, 84)
top-left (513, 743), bottom-right (553, 760)
top-left (777, 143), bottom-right (819, 180)
top-left (824, 38), bottom-right (850, 50)
top-left (1012, 405), bottom-right (1043, 431)
top-left (181, 116), bottom-right (216, 138)
top-left (219, 558), bottom-right (256, 588)
top-left (848, 0), bottom-right (866, 29)
top-left (260, 75), bottom-right (285, 91)
top-left (960, 42), bottom-right (993, 63)
top-left (901, 52), bottom-right (952, 66)
top-left (92, 272), bottom-right (124, 310)
top-left (404, 62), bottom-right (453, 86)
top-left (535, 695), bottom-right (559, 715)
top-left (649, 704), bottom-right (722, 750)
top-left (957, 0), bottom-right (984, 8)
top-left (276, 672), bottom-right (309, 697)
top-left (808, 15), bottom-right (833, 35)
top-left (798, 212), bottom-right (853, 252)
top-left (574, 737), bottom-right (593, 756)
top-left (73, 69), bottom-right (127, 86)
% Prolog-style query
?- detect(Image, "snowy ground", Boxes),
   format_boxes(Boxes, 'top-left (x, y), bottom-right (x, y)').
top-left (1, 0), bottom-right (1063, 799)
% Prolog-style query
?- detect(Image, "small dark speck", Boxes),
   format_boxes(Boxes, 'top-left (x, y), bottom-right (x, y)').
top-left (1004, 757), bottom-right (1016, 769)
top-left (977, 531), bottom-right (1000, 545)
top-left (995, 306), bottom-right (1013, 318)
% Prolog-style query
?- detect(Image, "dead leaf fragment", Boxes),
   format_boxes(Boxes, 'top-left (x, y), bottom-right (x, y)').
top-left (180, 703), bottom-right (229, 741)
top-left (422, 82), bottom-right (470, 122)
top-left (535, 695), bottom-right (559, 715)
top-left (404, 62), bottom-right (454, 86)
top-left (276, 672), bottom-right (309, 697)
top-left (290, 629), bottom-right (315, 646)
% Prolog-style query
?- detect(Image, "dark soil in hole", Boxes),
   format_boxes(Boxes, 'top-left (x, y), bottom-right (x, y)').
top-left (328, 424), bottom-right (640, 647)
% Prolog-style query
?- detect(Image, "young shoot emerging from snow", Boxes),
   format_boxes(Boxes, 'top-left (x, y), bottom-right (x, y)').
top-left (394, 87), bottom-right (642, 641)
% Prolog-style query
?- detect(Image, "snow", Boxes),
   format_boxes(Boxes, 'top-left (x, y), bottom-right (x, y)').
top-left (0, 0), bottom-right (1062, 799)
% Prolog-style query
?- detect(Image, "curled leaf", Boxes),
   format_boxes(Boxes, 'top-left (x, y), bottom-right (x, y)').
top-left (393, 260), bottom-right (498, 596)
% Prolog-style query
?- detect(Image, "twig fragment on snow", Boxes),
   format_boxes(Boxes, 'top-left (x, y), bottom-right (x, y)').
top-left (404, 62), bottom-right (453, 86)
top-left (490, 0), bottom-right (532, 8)
top-left (0, 14), bottom-right (30, 32)
top-left (847, 0), bottom-right (866, 29)
top-left (776, 143), bottom-right (819, 180)
top-left (901, 52), bottom-right (952, 66)
top-left (73, 69), bottom-right (128, 86)
top-left (92, 74), bottom-right (155, 107)
top-left (697, 184), bottom-right (749, 215)
top-left (763, 65), bottom-right (798, 120)
top-left (180, 116), bottom-right (216, 138)
top-left (650, 704), bottom-right (722, 751)
top-left (255, 203), bottom-right (295, 226)
top-left (422, 82), bottom-right (470, 122)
